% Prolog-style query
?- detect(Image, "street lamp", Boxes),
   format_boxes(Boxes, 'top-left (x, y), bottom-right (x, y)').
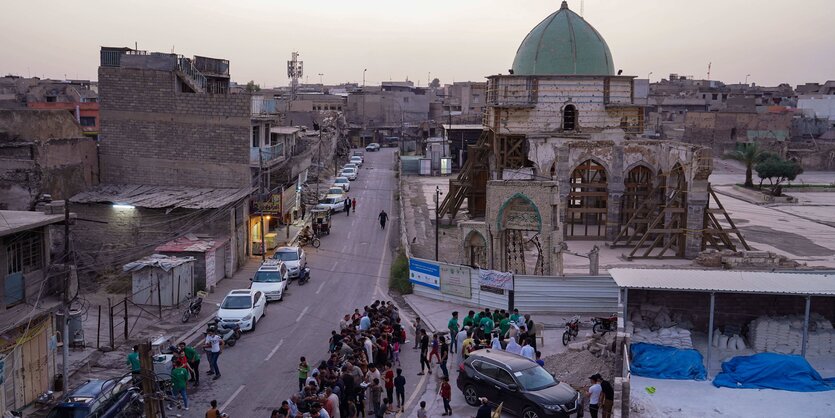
top-left (647, 71), bottom-right (653, 81)
top-left (363, 69), bottom-right (367, 88)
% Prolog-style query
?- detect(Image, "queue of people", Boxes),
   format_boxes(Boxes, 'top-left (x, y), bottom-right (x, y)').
top-left (448, 307), bottom-right (541, 363)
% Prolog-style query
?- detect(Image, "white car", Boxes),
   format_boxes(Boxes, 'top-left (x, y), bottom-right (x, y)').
top-left (317, 194), bottom-right (347, 213)
top-left (272, 246), bottom-right (306, 280)
top-left (366, 143), bottom-right (380, 152)
top-left (350, 156), bottom-right (363, 166)
top-left (249, 260), bottom-right (288, 301)
top-left (216, 289), bottom-right (266, 331)
top-left (333, 177), bottom-right (351, 192)
top-left (325, 187), bottom-right (345, 196)
top-left (340, 168), bottom-right (358, 180)
top-left (343, 163), bottom-right (358, 171)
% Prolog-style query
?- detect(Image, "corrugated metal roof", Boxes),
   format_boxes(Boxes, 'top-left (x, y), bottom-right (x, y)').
top-left (609, 268), bottom-right (835, 296)
top-left (123, 254), bottom-right (195, 272)
top-left (155, 235), bottom-right (227, 253)
top-left (71, 185), bottom-right (252, 209)
top-left (270, 126), bottom-right (301, 135)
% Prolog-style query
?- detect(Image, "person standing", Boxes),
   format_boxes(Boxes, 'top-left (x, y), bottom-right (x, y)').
top-left (475, 398), bottom-right (492, 418)
top-left (455, 327), bottom-right (468, 364)
top-left (427, 334), bottom-right (440, 363)
top-left (412, 317), bottom-right (423, 349)
top-left (127, 345), bottom-right (141, 379)
top-left (393, 369), bottom-right (406, 412)
top-left (520, 338), bottom-right (535, 361)
top-left (535, 351), bottom-right (545, 367)
top-left (462, 310), bottom-right (476, 330)
top-left (345, 198), bottom-right (351, 216)
top-left (299, 357), bottom-right (310, 392)
top-left (205, 400), bottom-right (221, 418)
top-left (178, 342), bottom-right (200, 387)
top-left (171, 362), bottom-right (190, 410)
top-left (439, 338), bottom-right (449, 378)
top-left (369, 378), bottom-right (383, 418)
top-left (447, 311), bottom-right (459, 354)
top-left (440, 376), bottom-right (453, 416)
top-left (587, 374), bottom-right (603, 418)
top-left (352, 198), bottom-right (357, 212)
top-left (204, 328), bottom-right (223, 380)
top-left (417, 330), bottom-right (431, 375)
top-left (600, 375), bottom-right (615, 418)
top-left (378, 210), bottom-right (388, 229)
top-left (383, 363), bottom-right (395, 406)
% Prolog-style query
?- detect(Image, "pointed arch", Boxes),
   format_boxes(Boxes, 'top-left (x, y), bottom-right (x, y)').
top-left (497, 193), bottom-right (542, 232)
top-left (566, 159), bottom-right (608, 239)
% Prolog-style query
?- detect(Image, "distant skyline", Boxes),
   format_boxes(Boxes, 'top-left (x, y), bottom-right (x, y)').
top-left (1, 0), bottom-right (833, 88)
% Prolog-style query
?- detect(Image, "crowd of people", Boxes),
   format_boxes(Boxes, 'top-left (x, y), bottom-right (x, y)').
top-left (446, 307), bottom-right (542, 364)
top-left (271, 300), bottom-right (409, 418)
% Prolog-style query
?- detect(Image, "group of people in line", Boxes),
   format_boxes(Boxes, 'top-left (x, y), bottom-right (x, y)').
top-left (126, 339), bottom-right (211, 412)
top-left (271, 300), bottom-right (408, 418)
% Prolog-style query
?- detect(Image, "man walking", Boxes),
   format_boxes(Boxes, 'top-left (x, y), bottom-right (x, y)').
top-left (178, 341), bottom-right (200, 387)
top-left (345, 198), bottom-right (351, 216)
top-left (378, 210), bottom-right (388, 229)
top-left (417, 330), bottom-right (431, 375)
top-left (587, 374), bottom-right (603, 418)
top-left (440, 376), bottom-right (453, 416)
top-left (171, 362), bottom-right (190, 410)
top-left (393, 368), bottom-right (406, 412)
top-left (448, 311), bottom-right (459, 354)
top-left (204, 328), bottom-right (223, 380)
top-left (127, 345), bottom-right (141, 380)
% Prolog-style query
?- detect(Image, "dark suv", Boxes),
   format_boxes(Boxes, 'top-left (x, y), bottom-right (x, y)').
top-left (457, 349), bottom-right (582, 418)
top-left (47, 377), bottom-right (138, 418)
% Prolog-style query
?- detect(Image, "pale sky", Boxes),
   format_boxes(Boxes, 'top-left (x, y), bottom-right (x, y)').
top-left (1, 0), bottom-right (833, 88)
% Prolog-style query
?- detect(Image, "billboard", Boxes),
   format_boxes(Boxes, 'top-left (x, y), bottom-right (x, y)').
top-left (409, 258), bottom-right (440, 289)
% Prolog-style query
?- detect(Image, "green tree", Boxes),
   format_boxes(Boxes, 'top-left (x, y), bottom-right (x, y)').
top-left (724, 142), bottom-right (769, 188)
top-left (755, 156), bottom-right (803, 196)
top-left (245, 80), bottom-right (261, 92)
top-left (430, 78), bottom-right (441, 89)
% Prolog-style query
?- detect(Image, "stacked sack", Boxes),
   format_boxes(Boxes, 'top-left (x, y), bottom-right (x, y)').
top-left (711, 329), bottom-right (748, 351)
top-left (630, 324), bottom-right (693, 349)
top-left (747, 314), bottom-right (834, 355)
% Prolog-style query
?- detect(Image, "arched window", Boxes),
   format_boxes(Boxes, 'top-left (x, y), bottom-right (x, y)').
top-left (566, 160), bottom-right (608, 239)
top-left (563, 105), bottom-right (577, 131)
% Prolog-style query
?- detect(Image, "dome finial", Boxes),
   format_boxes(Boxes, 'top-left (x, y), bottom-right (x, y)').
top-left (560, 1), bottom-right (569, 10)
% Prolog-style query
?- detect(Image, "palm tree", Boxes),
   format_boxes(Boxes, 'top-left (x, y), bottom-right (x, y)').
top-left (724, 142), bottom-right (767, 188)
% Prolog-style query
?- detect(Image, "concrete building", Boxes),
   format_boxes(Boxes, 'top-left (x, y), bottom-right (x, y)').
top-left (0, 76), bottom-right (99, 138)
top-left (433, 82), bottom-right (488, 125)
top-left (0, 109), bottom-right (98, 210)
top-left (683, 110), bottom-right (794, 154)
top-left (440, 1), bottom-right (743, 273)
top-left (0, 210), bottom-right (67, 413)
top-left (346, 81), bottom-right (432, 145)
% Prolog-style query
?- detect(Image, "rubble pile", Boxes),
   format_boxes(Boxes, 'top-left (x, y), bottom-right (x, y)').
top-left (542, 348), bottom-right (616, 387)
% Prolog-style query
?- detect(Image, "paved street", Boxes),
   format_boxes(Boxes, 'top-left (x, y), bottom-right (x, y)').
top-left (179, 148), bottom-right (422, 417)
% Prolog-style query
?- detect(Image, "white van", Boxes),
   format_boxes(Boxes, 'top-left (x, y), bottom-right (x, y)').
top-left (249, 260), bottom-right (288, 301)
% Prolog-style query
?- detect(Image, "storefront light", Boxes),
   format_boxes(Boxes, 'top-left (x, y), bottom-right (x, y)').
top-left (113, 204), bottom-right (136, 209)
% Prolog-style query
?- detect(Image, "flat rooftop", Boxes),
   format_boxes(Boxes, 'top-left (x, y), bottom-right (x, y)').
top-left (0, 210), bottom-right (64, 237)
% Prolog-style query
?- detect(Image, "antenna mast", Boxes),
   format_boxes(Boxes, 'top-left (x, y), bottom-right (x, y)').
top-left (707, 62), bottom-right (712, 80)
top-left (287, 51), bottom-right (303, 101)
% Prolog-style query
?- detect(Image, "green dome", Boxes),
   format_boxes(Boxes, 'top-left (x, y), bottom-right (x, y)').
top-left (511, 1), bottom-right (615, 76)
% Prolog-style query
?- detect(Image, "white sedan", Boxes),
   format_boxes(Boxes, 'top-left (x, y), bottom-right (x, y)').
top-left (340, 168), bottom-right (358, 180)
top-left (333, 177), bottom-right (351, 191)
top-left (216, 289), bottom-right (266, 332)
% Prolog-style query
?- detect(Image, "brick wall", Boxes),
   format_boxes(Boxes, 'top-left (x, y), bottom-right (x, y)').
top-left (98, 66), bottom-right (252, 188)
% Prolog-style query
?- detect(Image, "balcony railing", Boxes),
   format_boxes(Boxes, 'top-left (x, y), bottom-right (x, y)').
top-left (176, 56), bottom-right (207, 92)
top-left (250, 143), bottom-right (285, 165)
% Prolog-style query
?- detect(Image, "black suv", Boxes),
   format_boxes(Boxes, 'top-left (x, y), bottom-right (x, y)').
top-left (457, 349), bottom-right (583, 418)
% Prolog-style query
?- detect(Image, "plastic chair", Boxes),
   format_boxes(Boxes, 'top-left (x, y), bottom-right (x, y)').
top-left (535, 323), bottom-right (545, 347)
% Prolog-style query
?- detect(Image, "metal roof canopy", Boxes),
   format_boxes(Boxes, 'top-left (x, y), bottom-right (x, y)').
top-left (609, 268), bottom-right (835, 297)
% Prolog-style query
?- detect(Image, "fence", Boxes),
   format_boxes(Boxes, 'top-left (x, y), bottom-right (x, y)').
top-left (408, 256), bottom-right (619, 314)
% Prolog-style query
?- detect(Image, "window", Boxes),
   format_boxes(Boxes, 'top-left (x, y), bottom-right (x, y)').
top-left (5, 231), bottom-right (43, 307)
top-left (252, 126), bottom-right (261, 147)
top-left (712, 94), bottom-right (718, 100)
top-left (493, 368), bottom-right (516, 386)
top-left (563, 104), bottom-right (577, 131)
top-left (79, 116), bottom-right (96, 127)
top-left (45, 96), bottom-right (56, 103)
top-left (403, 97), bottom-right (409, 103)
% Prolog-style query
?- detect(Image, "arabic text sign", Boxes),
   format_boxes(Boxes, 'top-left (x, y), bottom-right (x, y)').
top-left (440, 263), bottom-right (472, 298)
top-left (478, 269), bottom-right (514, 291)
top-left (409, 258), bottom-right (440, 290)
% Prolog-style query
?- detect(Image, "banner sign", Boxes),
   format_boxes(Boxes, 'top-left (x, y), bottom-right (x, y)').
top-left (409, 258), bottom-right (440, 290)
top-left (478, 269), bottom-right (514, 291)
top-left (440, 263), bottom-right (472, 298)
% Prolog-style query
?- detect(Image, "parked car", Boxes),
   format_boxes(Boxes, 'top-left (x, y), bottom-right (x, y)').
top-left (365, 142), bottom-right (380, 151)
top-left (457, 349), bottom-right (582, 418)
top-left (272, 246), bottom-right (306, 280)
top-left (249, 260), bottom-right (288, 301)
top-left (326, 187), bottom-right (345, 196)
top-left (47, 377), bottom-right (138, 418)
top-left (343, 163), bottom-right (358, 171)
top-left (317, 194), bottom-right (347, 213)
top-left (350, 155), bottom-right (363, 166)
top-left (340, 167), bottom-right (358, 180)
top-left (333, 177), bottom-right (351, 192)
top-left (216, 289), bottom-right (266, 331)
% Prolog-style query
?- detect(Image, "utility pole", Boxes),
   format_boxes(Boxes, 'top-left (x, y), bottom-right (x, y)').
top-left (62, 201), bottom-right (71, 391)
top-left (139, 342), bottom-right (161, 417)
top-left (258, 151), bottom-right (266, 262)
top-left (435, 186), bottom-right (442, 261)
top-left (316, 130), bottom-right (322, 198)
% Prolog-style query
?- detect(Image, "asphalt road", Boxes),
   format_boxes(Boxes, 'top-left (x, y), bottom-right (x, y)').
top-left (181, 148), bottom-right (424, 417)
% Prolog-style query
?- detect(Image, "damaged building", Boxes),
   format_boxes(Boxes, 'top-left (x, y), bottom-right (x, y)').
top-left (439, 1), bottom-right (746, 275)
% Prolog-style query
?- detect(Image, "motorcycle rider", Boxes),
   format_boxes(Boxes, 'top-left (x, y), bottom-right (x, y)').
top-left (301, 225), bottom-right (314, 242)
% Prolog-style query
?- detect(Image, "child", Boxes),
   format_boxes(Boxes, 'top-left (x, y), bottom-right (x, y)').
top-left (416, 401), bottom-right (427, 418)
top-left (428, 334), bottom-right (440, 363)
top-left (392, 340), bottom-right (401, 366)
top-left (298, 357), bottom-right (309, 392)
top-left (440, 376), bottom-right (452, 416)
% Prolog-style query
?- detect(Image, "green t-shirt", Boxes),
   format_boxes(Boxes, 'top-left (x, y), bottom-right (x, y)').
top-left (480, 317), bottom-right (494, 334)
top-left (183, 346), bottom-right (199, 362)
top-left (171, 367), bottom-right (189, 390)
top-left (473, 313), bottom-right (483, 325)
top-left (448, 317), bottom-right (459, 334)
top-left (499, 318), bottom-right (511, 336)
top-left (510, 313), bottom-right (521, 324)
top-left (492, 312), bottom-right (503, 323)
top-left (127, 352), bottom-right (140, 372)
top-left (462, 316), bottom-right (475, 329)
top-left (298, 363), bottom-right (309, 379)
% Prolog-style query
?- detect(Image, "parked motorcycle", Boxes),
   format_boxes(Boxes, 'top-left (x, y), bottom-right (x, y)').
top-left (207, 318), bottom-right (241, 347)
top-left (299, 234), bottom-right (321, 249)
top-left (298, 267), bottom-right (311, 285)
top-left (181, 291), bottom-right (207, 323)
top-left (592, 314), bottom-right (618, 335)
top-left (562, 316), bottom-right (580, 346)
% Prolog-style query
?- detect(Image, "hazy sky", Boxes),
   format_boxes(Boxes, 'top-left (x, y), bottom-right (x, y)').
top-left (2, 0), bottom-right (833, 88)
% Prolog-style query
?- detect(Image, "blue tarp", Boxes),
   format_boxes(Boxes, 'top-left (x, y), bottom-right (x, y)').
top-left (713, 353), bottom-right (835, 392)
top-left (630, 343), bottom-right (707, 380)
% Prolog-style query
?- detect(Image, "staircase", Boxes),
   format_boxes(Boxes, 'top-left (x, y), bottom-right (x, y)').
top-left (437, 130), bottom-right (489, 219)
top-left (176, 56), bottom-right (207, 93)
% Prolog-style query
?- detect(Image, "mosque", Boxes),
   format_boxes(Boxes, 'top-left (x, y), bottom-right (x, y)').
top-left (439, 1), bottom-right (746, 275)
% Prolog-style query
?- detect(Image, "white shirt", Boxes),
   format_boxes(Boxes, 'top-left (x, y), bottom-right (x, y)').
top-left (360, 315), bottom-right (371, 331)
top-left (205, 335), bottom-right (222, 352)
top-left (588, 383), bottom-right (602, 405)
top-left (491, 337), bottom-right (502, 351)
top-left (520, 344), bottom-right (535, 360)
top-left (327, 393), bottom-right (341, 418)
top-left (505, 338), bottom-right (522, 355)
top-left (364, 339), bottom-right (374, 364)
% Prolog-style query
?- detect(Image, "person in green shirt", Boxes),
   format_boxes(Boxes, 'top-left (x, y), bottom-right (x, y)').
top-left (473, 310), bottom-right (482, 327)
top-left (298, 356), bottom-right (309, 392)
top-left (462, 310), bottom-right (476, 329)
top-left (479, 315), bottom-right (494, 338)
top-left (499, 312), bottom-right (512, 338)
top-left (510, 308), bottom-right (521, 326)
top-left (127, 345), bottom-right (141, 376)
top-left (170, 363), bottom-right (190, 410)
top-left (447, 311), bottom-right (460, 354)
top-left (178, 342), bottom-right (200, 386)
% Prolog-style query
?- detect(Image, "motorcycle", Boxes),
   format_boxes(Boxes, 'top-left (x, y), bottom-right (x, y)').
top-left (562, 316), bottom-right (580, 346)
top-left (592, 314), bottom-right (618, 335)
top-left (298, 266), bottom-right (311, 285)
top-left (181, 291), bottom-right (207, 323)
top-left (206, 318), bottom-right (241, 347)
top-left (299, 234), bottom-right (321, 249)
